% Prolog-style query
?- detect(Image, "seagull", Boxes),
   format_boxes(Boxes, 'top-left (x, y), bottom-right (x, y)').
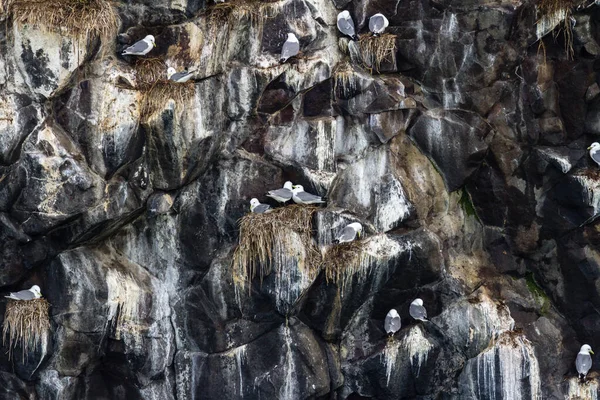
top-left (280, 33), bottom-right (300, 63)
top-left (369, 13), bottom-right (389, 36)
top-left (384, 309), bottom-right (401, 336)
top-left (266, 181), bottom-right (294, 204)
top-left (334, 222), bottom-right (363, 243)
top-left (337, 11), bottom-right (358, 41)
top-left (122, 35), bottom-right (156, 56)
top-left (167, 67), bottom-right (195, 83)
top-left (292, 185), bottom-right (326, 205)
top-left (576, 344), bottom-right (594, 380)
top-left (588, 142), bottom-right (600, 166)
top-left (250, 198), bottom-right (272, 214)
top-left (409, 298), bottom-right (427, 321)
top-left (5, 285), bottom-right (42, 301)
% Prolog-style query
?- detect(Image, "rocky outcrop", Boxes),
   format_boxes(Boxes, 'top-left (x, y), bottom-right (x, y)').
top-left (1, 0), bottom-right (600, 399)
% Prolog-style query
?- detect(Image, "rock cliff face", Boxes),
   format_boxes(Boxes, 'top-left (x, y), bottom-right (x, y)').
top-left (1, 0), bottom-right (600, 399)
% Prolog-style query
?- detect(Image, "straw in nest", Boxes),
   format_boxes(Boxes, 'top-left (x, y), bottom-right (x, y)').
top-left (2, 298), bottom-right (51, 362)
top-left (358, 33), bottom-right (397, 73)
top-left (323, 240), bottom-right (368, 288)
top-left (232, 204), bottom-right (321, 293)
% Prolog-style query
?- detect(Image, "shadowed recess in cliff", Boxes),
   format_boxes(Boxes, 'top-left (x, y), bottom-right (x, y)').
top-left (2, 298), bottom-right (50, 362)
top-left (1, 0), bottom-right (119, 43)
top-left (232, 205), bottom-right (321, 294)
top-left (358, 34), bottom-right (397, 73)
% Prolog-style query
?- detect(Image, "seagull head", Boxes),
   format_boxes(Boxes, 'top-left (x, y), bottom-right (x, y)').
top-left (411, 298), bottom-right (423, 306)
top-left (388, 308), bottom-right (399, 318)
top-left (30, 285), bottom-right (42, 298)
top-left (338, 10), bottom-right (351, 21)
top-left (283, 181), bottom-right (294, 190)
top-left (167, 67), bottom-right (177, 78)
top-left (348, 222), bottom-right (363, 237)
top-left (292, 184), bottom-right (305, 194)
top-left (287, 33), bottom-right (298, 42)
top-left (580, 344), bottom-right (594, 355)
top-left (250, 198), bottom-right (260, 210)
top-left (144, 35), bottom-right (156, 47)
top-left (588, 142), bottom-right (600, 151)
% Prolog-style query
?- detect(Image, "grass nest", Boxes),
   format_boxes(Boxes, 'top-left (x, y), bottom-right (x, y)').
top-left (323, 240), bottom-right (369, 288)
top-left (203, 0), bottom-right (279, 33)
top-left (1, 0), bottom-right (119, 40)
top-left (536, 0), bottom-right (578, 59)
top-left (358, 33), bottom-right (397, 73)
top-left (2, 298), bottom-right (51, 362)
top-left (131, 59), bottom-right (196, 120)
top-left (232, 205), bottom-right (321, 293)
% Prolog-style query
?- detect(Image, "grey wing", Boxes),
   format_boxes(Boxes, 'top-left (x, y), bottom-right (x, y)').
top-left (296, 191), bottom-right (323, 203)
top-left (12, 290), bottom-right (35, 300)
top-left (267, 188), bottom-right (292, 200)
top-left (384, 315), bottom-right (401, 333)
top-left (170, 72), bottom-right (191, 82)
top-left (281, 40), bottom-right (299, 60)
top-left (576, 353), bottom-right (592, 375)
top-left (592, 149), bottom-right (600, 165)
top-left (124, 40), bottom-right (150, 54)
top-left (254, 204), bottom-right (271, 214)
top-left (337, 226), bottom-right (356, 242)
top-left (337, 18), bottom-right (355, 36)
top-left (409, 304), bottom-right (427, 320)
top-left (369, 16), bottom-right (383, 32)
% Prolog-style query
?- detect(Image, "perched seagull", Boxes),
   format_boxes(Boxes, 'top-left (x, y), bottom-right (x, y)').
top-left (335, 222), bottom-right (363, 243)
top-left (337, 11), bottom-right (358, 41)
top-left (5, 285), bottom-right (42, 301)
top-left (292, 185), bottom-right (326, 205)
top-left (122, 35), bottom-right (156, 56)
top-left (369, 13), bottom-right (389, 36)
top-left (266, 181), bottom-right (294, 204)
top-left (588, 142), bottom-right (600, 166)
top-left (409, 298), bottom-right (428, 321)
top-left (384, 309), bottom-right (401, 336)
top-left (250, 198), bottom-right (271, 214)
top-left (280, 33), bottom-right (300, 63)
top-left (576, 344), bottom-right (594, 380)
top-left (167, 67), bottom-right (194, 83)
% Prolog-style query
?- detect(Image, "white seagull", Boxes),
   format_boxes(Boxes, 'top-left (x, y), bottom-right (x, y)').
top-left (409, 298), bottom-right (427, 321)
top-left (335, 222), bottom-right (363, 243)
top-left (167, 67), bottom-right (195, 83)
top-left (384, 309), bottom-right (401, 336)
top-left (122, 35), bottom-right (156, 56)
top-left (292, 185), bottom-right (326, 205)
top-left (280, 33), bottom-right (300, 63)
top-left (588, 142), bottom-right (600, 166)
top-left (266, 181), bottom-right (294, 204)
top-left (576, 344), bottom-right (594, 380)
top-left (369, 13), bottom-right (389, 36)
top-left (5, 285), bottom-right (42, 301)
top-left (250, 198), bottom-right (272, 214)
top-left (337, 11), bottom-right (358, 41)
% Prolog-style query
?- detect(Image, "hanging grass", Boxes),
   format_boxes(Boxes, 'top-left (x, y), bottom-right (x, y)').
top-left (323, 240), bottom-right (368, 288)
top-left (2, 298), bottom-right (51, 362)
top-left (1, 0), bottom-right (119, 40)
top-left (358, 33), bottom-right (397, 73)
top-left (536, 0), bottom-right (577, 59)
top-left (204, 0), bottom-right (280, 30)
top-left (232, 205), bottom-right (321, 293)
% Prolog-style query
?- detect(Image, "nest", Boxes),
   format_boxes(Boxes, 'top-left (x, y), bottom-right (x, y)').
top-left (232, 205), bottom-right (321, 293)
top-left (333, 62), bottom-right (359, 100)
top-left (358, 33), bottom-right (397, 73)
top-left (536, 0), bottom-right (578, 59)
top-left (204, 0), bottom-right (279, 34)
top-left (323, 240), bottom-right (368, 288)
top-left (2, 298), bottom-right (51, 362)
top-left (1, 0), bottom-right (119, 41)
top-left (131, 59), bottom-right (196, 120)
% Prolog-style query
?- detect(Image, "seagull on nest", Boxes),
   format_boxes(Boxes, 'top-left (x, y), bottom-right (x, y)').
top-left (5, 285), bottom-right (42, 301)
top-left (334, 222), bottom-right (363, 243)
top-left (250, 198), bottom-right (272, 214)
top-left (280, 33), bottom-right (300, 63)
top-left (292, 185), bottom-right (326, 205)
top-left (122, 35), bottom-right (156, 56)
top-left (266, 181), bottom-right (294, 204)
top-left (337, 11), bottom-right (358, 41)
top-left (384, 309), bottom-right (401, 336)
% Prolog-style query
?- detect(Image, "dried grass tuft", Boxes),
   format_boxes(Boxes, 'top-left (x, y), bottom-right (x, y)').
top-left (323, 240), bottom-right (368, 287)
top-left (204, 0), bottom-right (278, 33)
top-left (536, 0), bottom-right (577, 59)
top-left (358, 33), bottom-right (397, 73)
top-left (232, 205), bottom-right (321, 293)
top-left (2, 0), bottom-right (119, 42)
top-left (2, 298), bottom-right (50, 362)
top-left (131, 58), bottom-right (196, 120)
top-left (333, 62), bottom-right (358, 99)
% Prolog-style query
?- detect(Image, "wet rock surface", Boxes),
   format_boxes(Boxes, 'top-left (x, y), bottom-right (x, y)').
top-left (1, 0), bottom-right (600, 399)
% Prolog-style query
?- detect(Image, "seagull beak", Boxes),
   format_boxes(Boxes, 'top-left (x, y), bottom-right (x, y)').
top-left (588, 146), bottom-right (592, 150)
top-left (153, 42), bottom-right (157, 48)
top-left (358, 231), bottom-right (361, 238)
top-left (591, 350), bottom-right (595, 355)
